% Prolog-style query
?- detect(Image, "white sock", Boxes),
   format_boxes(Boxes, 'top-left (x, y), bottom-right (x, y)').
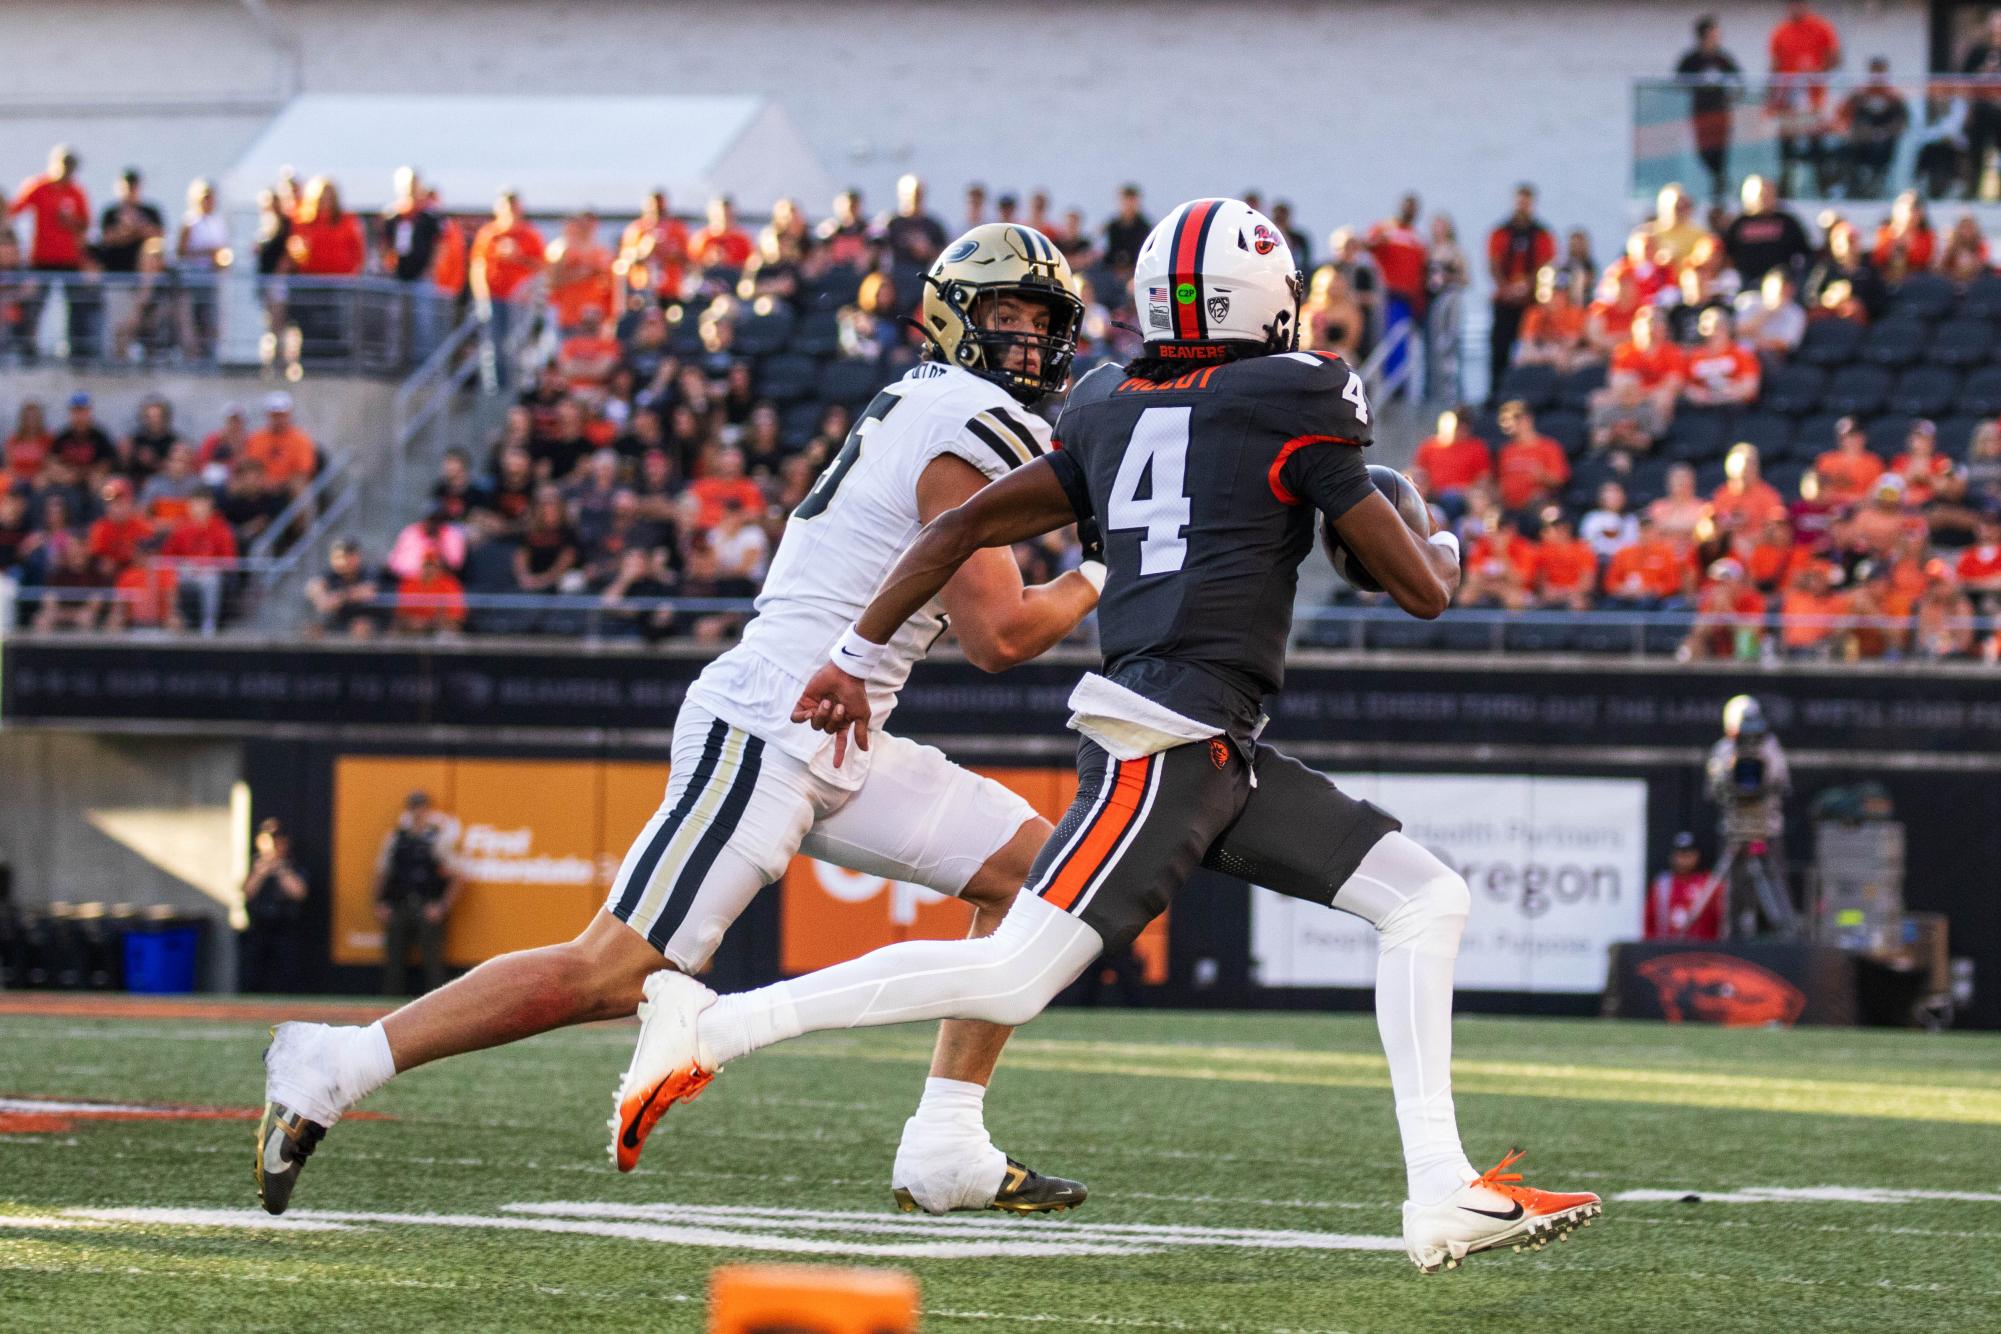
top-left (1330, 832), bottom-right (1478, 1206)
top-left (696, 895), bottom-right (1101, 1065)
top-left (913, 1076), bottom-right (988, 1128)
top-left (337, 1021), bottom-right (397, 1108)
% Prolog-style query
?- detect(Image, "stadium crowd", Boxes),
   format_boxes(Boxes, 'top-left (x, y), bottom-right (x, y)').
top-left (4, 111), bottom-right (1999, 660)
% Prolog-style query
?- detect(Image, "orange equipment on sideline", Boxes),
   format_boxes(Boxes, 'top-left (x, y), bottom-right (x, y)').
top-left (709, 1263), bottom-right (920, 1334)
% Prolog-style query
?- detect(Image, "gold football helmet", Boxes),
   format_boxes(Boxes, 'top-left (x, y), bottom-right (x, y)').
top-left (919, 223), bottom-right (1084, 401)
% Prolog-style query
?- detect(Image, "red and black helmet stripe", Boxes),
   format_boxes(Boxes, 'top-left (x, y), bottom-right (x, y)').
top-left (1169, 199), bottom-right (1223, 340)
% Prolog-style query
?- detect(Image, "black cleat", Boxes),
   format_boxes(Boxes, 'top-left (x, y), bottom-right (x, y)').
top-left (893, 1156), bottom-right (1088, 1216)
top-left (255, 1099), bottom-right (327, 1216)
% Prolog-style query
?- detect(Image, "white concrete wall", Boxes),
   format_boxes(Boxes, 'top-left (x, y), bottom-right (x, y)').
top-left (0, 0), bottom-right (1930, 272)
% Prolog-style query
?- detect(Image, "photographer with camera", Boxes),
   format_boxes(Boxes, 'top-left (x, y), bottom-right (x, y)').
top-left (1703, 694), bottom-right (1799, 938)
top-left (373, 791), bottom-right (462, 996)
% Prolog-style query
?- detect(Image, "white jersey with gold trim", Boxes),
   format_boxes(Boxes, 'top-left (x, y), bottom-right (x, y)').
top-left (685, 362), bottom-right (1050, 787)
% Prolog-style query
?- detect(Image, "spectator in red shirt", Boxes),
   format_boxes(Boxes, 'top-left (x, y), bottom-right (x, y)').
top-left (286, 177), bottom-right (366, 276)
top-left (1646, 833), bottom-right (1723, 940)
top-left (1606, 306), bottom-right (1687, 420)
top-left (10, 145), bottom-right (99, 357)
top-left (689, 196), bottom-right (754, 273)
top-left (1768, 1), bottom-right (1842, 197)
top-left (6, 400), bottom-right (52, 483)
top-left (1486, 183), bottom-right (1555, 395)
top-left (1366, 192), bottom-right (1428, 341)
top-left (1532, 511), bottom-right (1598, 610)
top-left (1956, 512), bottom-right (2001, 605)
top-left (1411, 407), bottom-right (1492, 516)
top-left (1494, 401), bottom-right (1571, 512)
top-left (158, 490), bottom-right (237, 564)
top-left (1681, 308), bottom-right (1761, 407)
top-left (9, 145), bottom-right (91, 270)
top-left (470, 190), bottom-right (546, 386)
top-left (85, 477), bottom-right (154, 577)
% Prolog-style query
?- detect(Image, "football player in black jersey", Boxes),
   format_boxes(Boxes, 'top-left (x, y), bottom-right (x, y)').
top-left (616, 197), bottom-right (1600, 1272)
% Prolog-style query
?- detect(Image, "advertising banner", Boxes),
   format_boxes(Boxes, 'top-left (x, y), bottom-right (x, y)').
top-left (1251, 774), bottom-right (1647, 993)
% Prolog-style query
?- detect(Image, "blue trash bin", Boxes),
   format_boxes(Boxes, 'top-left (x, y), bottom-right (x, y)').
top-left (124, 926), bottom-right (200, 994)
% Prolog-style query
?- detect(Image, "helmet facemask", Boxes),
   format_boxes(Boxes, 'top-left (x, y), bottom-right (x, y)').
top-left (923, 277), bottom-right (1084, 402)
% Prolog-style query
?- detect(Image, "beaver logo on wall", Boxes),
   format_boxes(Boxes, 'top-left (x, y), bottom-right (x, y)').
top-left (1636, 952), bottom-right (1807, 1027)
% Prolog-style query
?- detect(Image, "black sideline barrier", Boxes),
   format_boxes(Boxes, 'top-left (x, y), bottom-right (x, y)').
top-left (5, 639), bottom-right (1996, 1028)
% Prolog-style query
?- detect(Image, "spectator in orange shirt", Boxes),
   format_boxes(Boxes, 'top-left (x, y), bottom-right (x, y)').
top-left (1681, 308), bottom-right (1761, 407)
top-left (470, 190), bottom-right (546, 386)
top-left (244, 391), bottom-right (319, 496)
top-left (1607, 306), bottom-right (1686, 417)
top-left (1812, 416), bottom-right (1884, 504)
top-left (1411, 406), bottom-right (1492, 516)
top-left (1712, 443), bottom-right (1787, 527)
top-left (617, 189), bottom-right (690, 303)
top-left (1531, 511), bottom-right (1598, 609)
top-left (85, 478), bottom-right (154, 577)
top-left (1514, 267), bottom-right (1595, 370)
top-left (1603, 514), bottom-right (1693, 606)
top-left (395, 551), bottom-right (466, 635)
top-left (1869, 191), bottom-right (1935, 280)
top-left (687, 445), bottom-right (767, 529)
top-left (1890, 420), bottom-right (1955, 505)
top-left (1841, 474), bottom-right (1925, 559)
top-left (546, 212), bottom-right (617, 331)
top-left (1494, 401), bottom-right (1571, 512)
top-left (1743, 514), bottom-right (1811, 593)
top-left (1768, 1), bottom-right (1842, 197)
top-left (1913, 573), bottom-right (1977, 660)
top-left (429, 192), bottom-right (467, 297)
top-left (1682, 556), bottom-right (1769, 660)
top-left (6, 400), bottom-right (52, 483)
top-left (1583, 267), bottom-right (1643, 356)
top-left (1459, 510), bottom-right (1536, 609)
top-left (689, 196), bottom-right (754, 273)
top-left (1779, 559), bottom-right (1849, 656)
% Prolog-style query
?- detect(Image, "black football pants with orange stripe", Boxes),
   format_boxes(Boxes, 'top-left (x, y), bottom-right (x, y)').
top-left (1029, 737), bottom-right (1403, 953)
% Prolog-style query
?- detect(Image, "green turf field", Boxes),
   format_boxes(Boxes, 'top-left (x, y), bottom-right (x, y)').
top-left (3, 999), bottom-right (2000, 1332)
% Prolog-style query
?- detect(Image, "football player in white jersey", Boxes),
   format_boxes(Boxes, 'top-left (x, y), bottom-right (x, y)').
top-left (257, 223), bottom-right (1104, 1218)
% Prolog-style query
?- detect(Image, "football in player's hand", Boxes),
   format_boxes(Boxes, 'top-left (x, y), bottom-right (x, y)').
top-left (1321, 465), bottom-right (1430, 594)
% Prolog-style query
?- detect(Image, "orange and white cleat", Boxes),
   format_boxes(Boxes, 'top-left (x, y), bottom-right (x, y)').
top-left (1401, 1149), bottom-right (1602, 1273)
top-left (609, 970), bottom-right (718, 1173)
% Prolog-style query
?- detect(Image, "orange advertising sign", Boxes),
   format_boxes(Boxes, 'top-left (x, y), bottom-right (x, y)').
top-left (332, 755), bottom-right (1165, 984)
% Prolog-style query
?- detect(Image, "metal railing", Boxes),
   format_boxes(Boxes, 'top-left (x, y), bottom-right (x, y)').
top-left (1635, 73), bottom-right (2001, 204)
top-left (0, 269), bottom-right (459, 377)
top-left (13, 578), bottom-right (1990, 663)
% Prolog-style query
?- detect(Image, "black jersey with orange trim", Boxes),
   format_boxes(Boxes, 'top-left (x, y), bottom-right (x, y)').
top-left (1048, 350), bottom-right (1376, 735)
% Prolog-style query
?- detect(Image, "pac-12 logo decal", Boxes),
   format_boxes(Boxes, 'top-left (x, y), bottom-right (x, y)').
top-left (1207, 295), bottom-right (1231, 323)
top-left (1636, 952), bottom-right (1807, 1028)
top-left (942, 239), bottom-right (980, 263)
top-left (1251, 224), bottom-right (1279, 255)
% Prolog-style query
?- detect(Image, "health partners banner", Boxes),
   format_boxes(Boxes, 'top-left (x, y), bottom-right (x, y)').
top-left (1251, 774), bottom-right (1646, 994)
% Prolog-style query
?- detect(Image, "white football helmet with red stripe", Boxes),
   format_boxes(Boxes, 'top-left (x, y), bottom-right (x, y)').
top-left (1131, 197), bottom-right (1303, 354)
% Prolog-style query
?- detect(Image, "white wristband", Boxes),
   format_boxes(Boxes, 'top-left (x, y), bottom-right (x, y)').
top-left (829, 625), bottom-right (887, 680)
top-left (1076, 559), bottom-right (1107, 593)
top-left (1428, 531), bottom-right (1460, 562)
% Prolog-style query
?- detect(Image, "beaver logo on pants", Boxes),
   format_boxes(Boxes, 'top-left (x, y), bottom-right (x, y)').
top-left (1637, 952), bottom-right (1807, 1027)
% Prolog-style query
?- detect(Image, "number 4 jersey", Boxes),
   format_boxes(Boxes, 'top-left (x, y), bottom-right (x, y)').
top-left (1046, 351), bottom-right (1377, 746)
top-left (687, 362), bottom-right (1051, 787)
